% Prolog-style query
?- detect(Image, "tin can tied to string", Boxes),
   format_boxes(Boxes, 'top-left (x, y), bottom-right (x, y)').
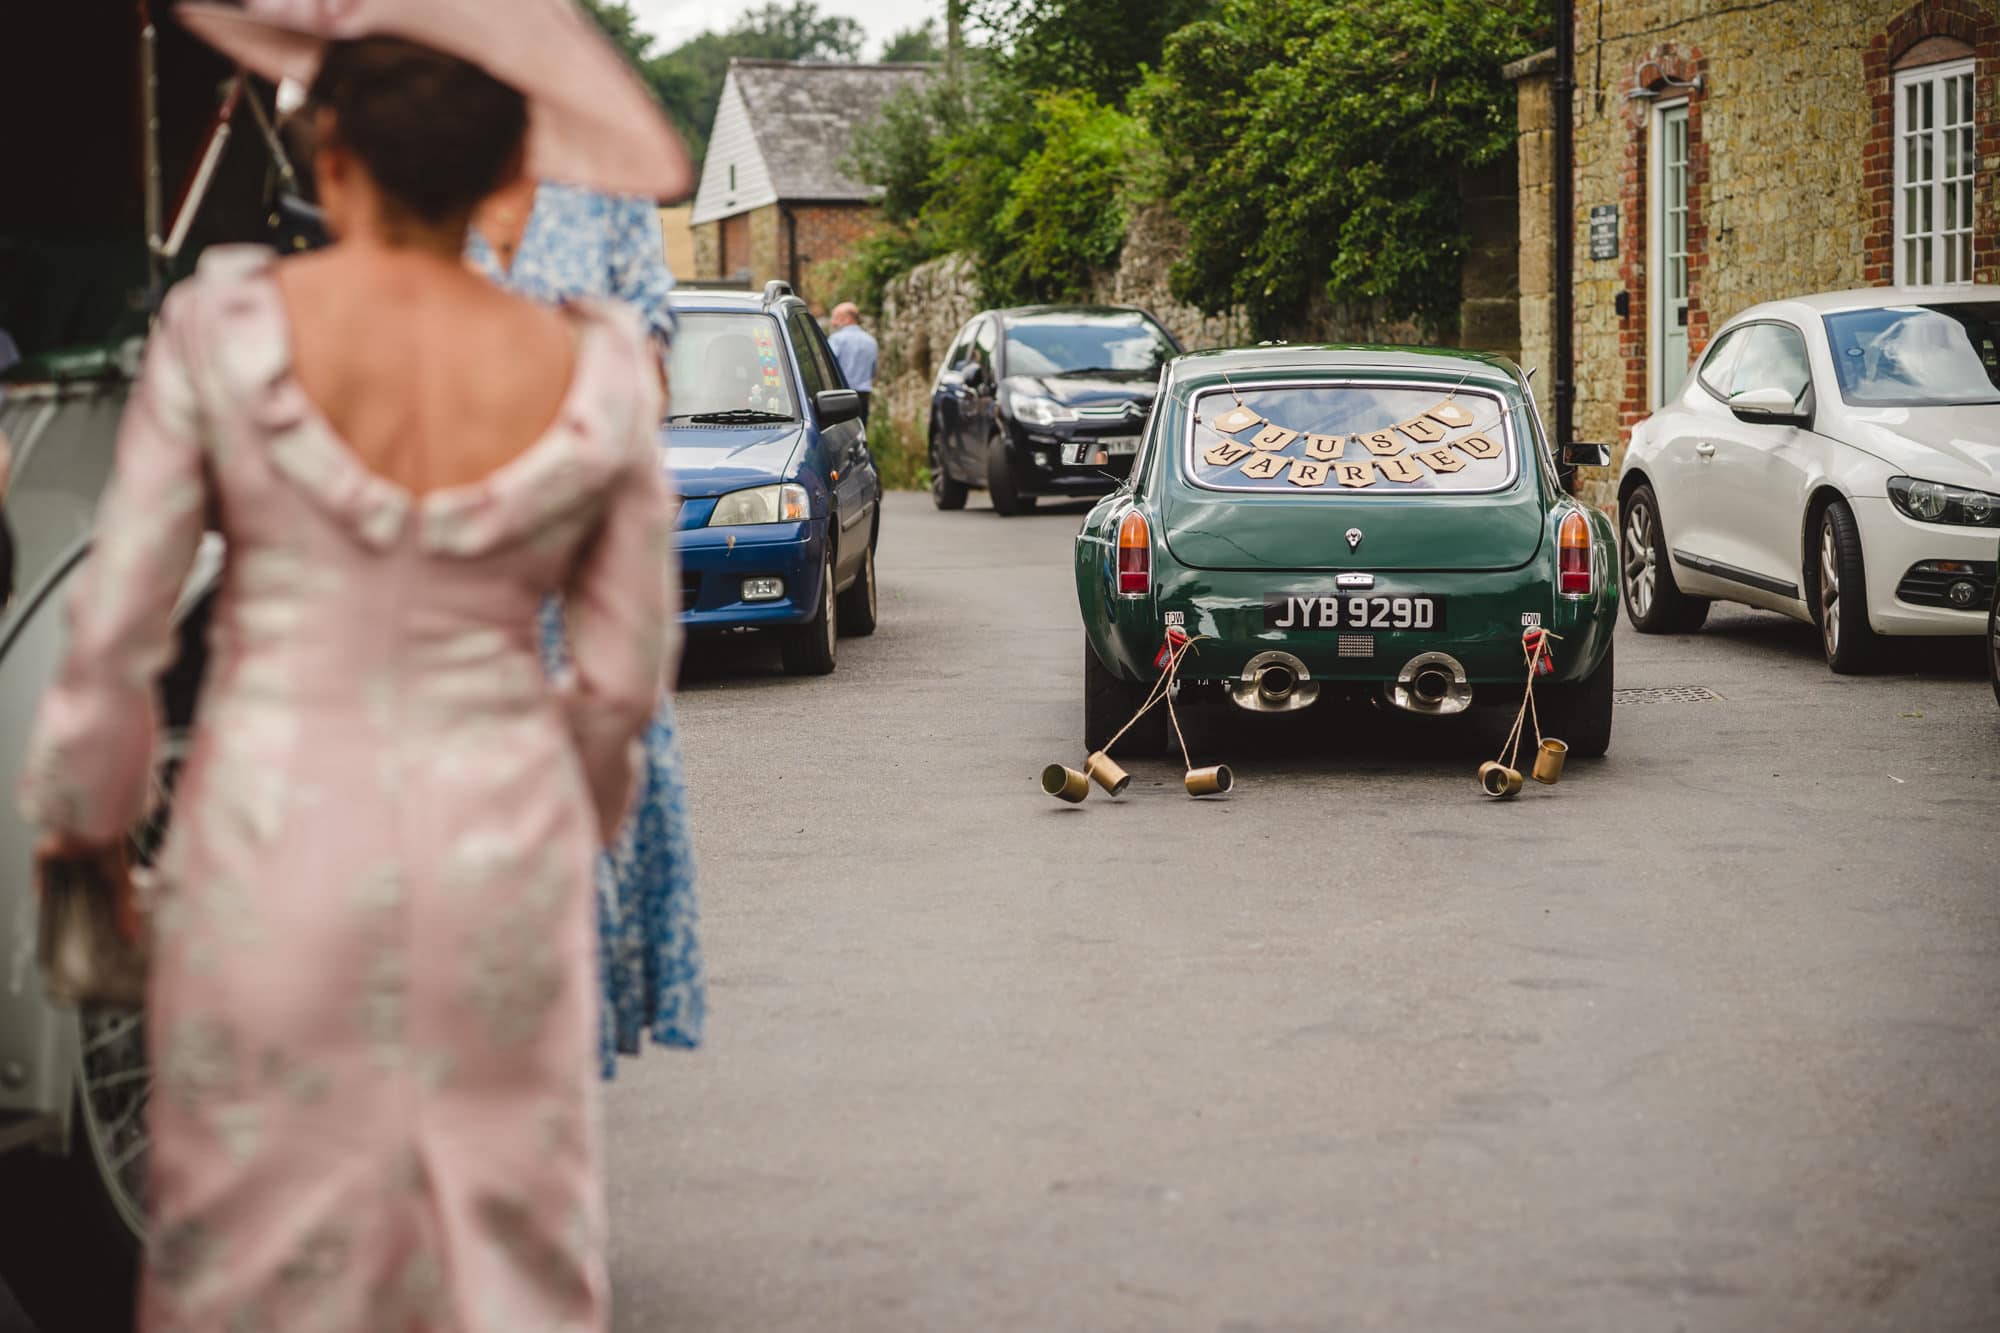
top-left (1481, 628), bottom-right (1564, 800)
top-left (1041, 630), bottom-right (1232, 803)
top-left (1041, 764), bottom-right (1090, 803)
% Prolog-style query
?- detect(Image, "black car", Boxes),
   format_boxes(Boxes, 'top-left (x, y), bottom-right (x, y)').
top-left (927, 305), bottom-right (1182, 515)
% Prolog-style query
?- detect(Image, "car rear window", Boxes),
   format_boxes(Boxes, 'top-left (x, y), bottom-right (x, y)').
top-left (1182, 383), bottom-right (1517, 494)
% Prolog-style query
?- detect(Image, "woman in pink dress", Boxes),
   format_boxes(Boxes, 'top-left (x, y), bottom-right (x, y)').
top-left (19, 3), bottom-right (692, 1327)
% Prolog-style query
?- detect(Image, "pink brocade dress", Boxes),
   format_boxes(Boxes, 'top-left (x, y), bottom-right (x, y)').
top-left (19, 248), bottom-right (677, 1332)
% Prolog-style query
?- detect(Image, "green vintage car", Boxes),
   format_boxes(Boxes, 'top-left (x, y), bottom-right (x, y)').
top-left (1075, 345), bottom-right (1619, 757)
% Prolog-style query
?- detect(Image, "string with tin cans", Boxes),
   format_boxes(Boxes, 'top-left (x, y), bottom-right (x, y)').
top-left (1041, 633), bottom-right (1233, 802)
top-left (1480, 628), bottom-right (1566, 798)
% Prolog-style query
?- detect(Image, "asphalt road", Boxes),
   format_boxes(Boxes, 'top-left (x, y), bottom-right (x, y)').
top-left (615, 488), bottom-right (2000, 1332)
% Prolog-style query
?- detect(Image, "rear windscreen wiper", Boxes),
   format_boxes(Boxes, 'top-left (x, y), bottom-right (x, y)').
top-left (673, 408), bottom-right (794, 424)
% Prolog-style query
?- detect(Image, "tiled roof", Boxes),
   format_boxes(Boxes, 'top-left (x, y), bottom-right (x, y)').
top-left (729, 59), bottom-right (936, 202)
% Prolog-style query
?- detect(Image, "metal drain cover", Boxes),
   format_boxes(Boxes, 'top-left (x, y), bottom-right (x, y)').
top-left (1613, 685), bottom-right (1723, 705)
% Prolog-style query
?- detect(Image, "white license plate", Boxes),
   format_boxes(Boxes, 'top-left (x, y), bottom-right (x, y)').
top-left (1065, 437), bottom-right (1140, 464)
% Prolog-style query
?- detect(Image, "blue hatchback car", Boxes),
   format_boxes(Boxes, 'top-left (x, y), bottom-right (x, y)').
top-left (666, 283), bottom-right (882, 674)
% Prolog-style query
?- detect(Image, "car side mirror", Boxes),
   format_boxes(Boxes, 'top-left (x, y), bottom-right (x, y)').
top-left (1561, 442), bottom-right (1613, 468)
top-left (958, 361), bottom-right (985, 389)
top-left (1728, 385), bottom-right (1811, 427)
top-left (815, 389), bottom-right (863, 428)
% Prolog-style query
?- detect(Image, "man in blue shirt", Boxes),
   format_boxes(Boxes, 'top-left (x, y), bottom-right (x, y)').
top-left (826, 302), bottom-right (878, 425)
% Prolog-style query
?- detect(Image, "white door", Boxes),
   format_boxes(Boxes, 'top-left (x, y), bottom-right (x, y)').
top-left (1699, 321), bottom-right (1817, 602)
top-left (1649, 324), bottom-right (1745, 592)
top-left (1651, 102), bottom-right (1690, 406)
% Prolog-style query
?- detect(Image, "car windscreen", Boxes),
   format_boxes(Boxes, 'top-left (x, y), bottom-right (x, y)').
top-left (1003, 313), bottom-right (1176, 378)
top-left (1822, 302), bottom-right (2000, 407)
top-left (1183, 383), bottom-right (1517, 495)
top-left (667, 312), bottom-right (797, 419)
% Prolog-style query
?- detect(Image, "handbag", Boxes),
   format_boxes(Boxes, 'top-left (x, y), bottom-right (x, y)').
top-left (35, 849), bottom-right (149, 1009)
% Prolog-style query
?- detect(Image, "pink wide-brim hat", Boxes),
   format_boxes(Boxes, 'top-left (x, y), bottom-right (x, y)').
top-left (177, 0), bottom-right (693, 200)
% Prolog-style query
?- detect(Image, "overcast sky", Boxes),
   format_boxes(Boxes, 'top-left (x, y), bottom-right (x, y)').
top-left (625, 0), bottom-right (945, 59)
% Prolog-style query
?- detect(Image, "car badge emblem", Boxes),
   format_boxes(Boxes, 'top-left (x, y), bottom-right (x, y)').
top-left (1345, 527), bottom-right (1364, 552)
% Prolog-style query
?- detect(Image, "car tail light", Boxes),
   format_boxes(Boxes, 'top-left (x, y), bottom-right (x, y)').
top-left (1558, 511), bottom-right (1592, 597)
top-left (1117, 511), bottom-right (1151, 597)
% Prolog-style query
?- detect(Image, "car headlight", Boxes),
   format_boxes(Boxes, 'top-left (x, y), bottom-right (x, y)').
top-left (1886, 476), bottom-right (2000, 527)
top-left (708, 483), bottom-right (810, 526)
top-left (1014, 394), bottom-right (1078, 426)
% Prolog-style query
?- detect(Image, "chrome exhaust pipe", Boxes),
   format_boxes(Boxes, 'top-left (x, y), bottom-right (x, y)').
top-left (1257, 663), bottom-right (1298, 703)
top-left (1388, 652), bottom-right (1473, 715)
top-left (1228, 651), bottom-right (1319, 713)
top-left (1411, 665), bottom-right (1454, 705)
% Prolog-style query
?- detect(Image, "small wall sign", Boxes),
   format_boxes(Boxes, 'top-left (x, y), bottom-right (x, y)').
top-left (1588, 205), bottom-right (1619, 260)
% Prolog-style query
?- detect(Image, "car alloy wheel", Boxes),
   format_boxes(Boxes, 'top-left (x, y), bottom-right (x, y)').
top-left (1623, 503), bottom-right (1656, 619)
top-left (1815, 498), bottom-right (1879, 674)
top-left (75, 1007), bottom-right (150, 1238)
top-left (1618, 484), bottom-right (1708, 634)
top-left (1819, 521), bottom-right (1842, 658)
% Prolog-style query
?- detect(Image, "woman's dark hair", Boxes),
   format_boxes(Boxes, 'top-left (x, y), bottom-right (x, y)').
top-left (308, 37), bottom-right (528, 226)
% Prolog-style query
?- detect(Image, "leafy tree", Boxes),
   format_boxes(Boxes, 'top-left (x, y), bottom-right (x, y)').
top-left (1141, 0), bottom-right (1541, 337)
top-left (579, 0), bottom-right (656, 67)
top-left (968, 0), bottom-right (1214, 103)
top-left (880, 20), bottom-right (945, 63)
top-left (993, 92), bottom-right (1139, 299)
top-left (844, 61), bottom-right (1032, 304)
top-left (844, 65), bottom-right (1146, 309)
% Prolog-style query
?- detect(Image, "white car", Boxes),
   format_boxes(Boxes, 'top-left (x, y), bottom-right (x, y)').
top-left (1616, 287), bottom-right (2000, 672)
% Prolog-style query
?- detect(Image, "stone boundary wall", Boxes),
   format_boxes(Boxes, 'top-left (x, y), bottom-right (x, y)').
top-left (872, 197), bottom-right (1516, 467)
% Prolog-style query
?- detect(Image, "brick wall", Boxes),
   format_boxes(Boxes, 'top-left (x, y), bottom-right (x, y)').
top-left (1861, 0), bottom-right (2000, 281)
top-left (718, 212), bottom-right (754, 281)
top-left (695, 203), bottom-right (882, 300)
top-left (1459, 153), bottom-right (1524, 360)
top-left (1537, 0), bottom-right (1999, 511)
top-left (787, 203), bottom-right (880, 312)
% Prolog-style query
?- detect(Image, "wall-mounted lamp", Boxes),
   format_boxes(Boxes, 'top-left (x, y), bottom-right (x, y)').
top-left (1626, 71), bottom-right (1704, 101)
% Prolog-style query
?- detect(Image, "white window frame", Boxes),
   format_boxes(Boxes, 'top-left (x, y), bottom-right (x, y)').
top-left (1894, 57), bottom-right (1977, 286)
top-left (1647, 98), bottom-right (1691, 409)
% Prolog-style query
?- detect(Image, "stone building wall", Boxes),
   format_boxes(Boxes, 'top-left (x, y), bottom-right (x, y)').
top-left (1508, 50), bottom-right (1558, 420)
top-left (1528, 0), bottom-right (2000, 511)
top-left (690, 220), bottom-right (721, 284)
top-left (1458, 154), bottom-right (1524, 360)
top-left (747, 205), bottom-right (782, 292)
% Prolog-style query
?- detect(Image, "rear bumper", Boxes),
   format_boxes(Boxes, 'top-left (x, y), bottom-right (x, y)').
top-left (1087, 564), bottom-right (1615, 688)
top-left (676, 518), bottom-right (826, 630)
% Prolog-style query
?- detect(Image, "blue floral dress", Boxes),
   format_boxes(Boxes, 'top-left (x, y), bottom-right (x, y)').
top-left (469, 184), bottom-right (704, 1076)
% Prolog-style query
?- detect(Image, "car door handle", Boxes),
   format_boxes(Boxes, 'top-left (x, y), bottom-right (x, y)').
top-left (1695, 441), bottom-right (1716, 458)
